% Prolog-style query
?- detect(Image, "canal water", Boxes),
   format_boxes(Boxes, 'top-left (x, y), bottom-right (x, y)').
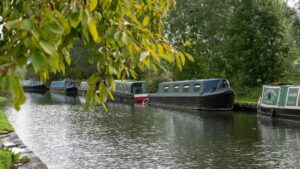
top-left (2, 93), bottom-right (300, 168)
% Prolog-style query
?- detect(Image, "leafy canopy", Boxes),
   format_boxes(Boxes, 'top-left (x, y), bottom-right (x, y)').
top-left (0, 0), bottom-right (192, 110)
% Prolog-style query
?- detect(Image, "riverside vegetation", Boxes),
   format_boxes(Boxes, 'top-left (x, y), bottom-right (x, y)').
top-left (41, 0), bottom-right (300, 106)
top-left (0, 96), bottom-right (30, 169)
top-left (4, 0), bottom-right (300, 110)
top-left (0, 108), bottom-right (14, 169)
top-left (2, 2), bottom-right (300, 108)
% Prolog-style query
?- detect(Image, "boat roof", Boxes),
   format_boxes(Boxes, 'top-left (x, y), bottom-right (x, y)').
top-left (267, 82), bottom-right (292, 86)
top-left (115, 80), bottom-right (147, 84)
top-left (159, 78), bottom-right (226, 85)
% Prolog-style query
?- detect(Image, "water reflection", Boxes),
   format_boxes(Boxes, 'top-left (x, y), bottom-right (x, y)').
top-left (257, 117), bottom-right (300, 168)
top-left (3, 94), bottom-right (300, 168)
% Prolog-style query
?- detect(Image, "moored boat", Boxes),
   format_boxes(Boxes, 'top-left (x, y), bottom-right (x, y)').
top-left (50, 80), bottom-right (78, 96)
top-left (257, 84), bottom-right (300, 120)
top-left (21, 80), bottom-right (48, 93)
top-left (148, 78), bottom-right (235, 110)
top-left (78, 81), bottom-right (88, 96)
top-left (113, 80), bottom-right (148, 104)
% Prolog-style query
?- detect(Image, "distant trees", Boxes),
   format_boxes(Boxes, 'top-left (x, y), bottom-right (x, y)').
top-left (165, 0), bottom-right (233, 80)
top-left (225, 0), bottom-right (293, 86)
top-left (165, 0), bottom-right (298, 87)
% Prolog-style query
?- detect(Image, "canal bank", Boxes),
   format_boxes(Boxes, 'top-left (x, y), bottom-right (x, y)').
top-left (0, 111), bottom-right (47, 169)
top-left (233, 102), bottom-right (257, 113)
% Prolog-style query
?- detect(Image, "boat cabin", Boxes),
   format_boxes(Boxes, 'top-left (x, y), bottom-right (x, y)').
top-left (50, 80), bottom-right (76, 89)
top-left (21, 80), bottom-right (43, 87)
top-left (79, 81), bottom-right (88, 90)
top-left (115, 80), bottom-right (148, 94)
top-left (260, 85), bottom-right (300, 108)
top-left (157, 79), bottom-right (230, 95)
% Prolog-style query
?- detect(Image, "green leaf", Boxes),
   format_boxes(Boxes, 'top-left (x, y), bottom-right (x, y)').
top-left (5, 19), bottom-right (21, 30)
top-left (180, 52), bottom-right (186, 65)
top-left (143, 16), bottom-right (150, 26)
top-left (129, 69), bottom-right (137, 79)
top-left (20, 19), bottom-right (32, 30)
top-left (39, 41), bottom-right (56, 55)
top-left (140, 51), bottom-right (150, 61)
top-left (105, 87), bottom-right (114, 100)
top-left (87, 13), bottom-right (100, 42)
top-left (98, 82), bottom-right (108, 103)
top-left (65, 55), bottom-right (71, 65)
top-left (175, 53), bottom-right (182, 71)
top-left (70, 10), bottom-right (83, 28)
top-left (185, 53), bottom-right (194, 62)
top-left (84, 74), bottom-right (99, 110)
top-left (89, 0), bottom-right (98, 12)
top-left (30, 50), bottom-right (48, 72)
top-left (102, 103), bottom-right (108, 112)
top-left (122, 32), bottom-right (130, 45)
top-left (0, 96), bottom-right (7, 103)
top-left (183, 40), bottom-right (191, 47)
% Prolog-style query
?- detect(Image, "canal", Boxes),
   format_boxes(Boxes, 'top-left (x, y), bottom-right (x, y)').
top-left (2, 93), bottom-right (300, 168)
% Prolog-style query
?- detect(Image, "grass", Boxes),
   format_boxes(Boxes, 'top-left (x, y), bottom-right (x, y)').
top-left (234, 87), bottom-right (261, 105)
top-left (0, 111), bottom-right (14, 132)
top-left (0, 149), bottom-right (12, 169)
top-left (0, 110), bottom-right (14, 169)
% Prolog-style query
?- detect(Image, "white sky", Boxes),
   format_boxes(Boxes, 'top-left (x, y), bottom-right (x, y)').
top-left (287, 0), bottom-right (299, 8)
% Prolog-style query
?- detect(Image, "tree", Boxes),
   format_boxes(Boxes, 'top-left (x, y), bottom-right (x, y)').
top-left (165, 0), bottom-right (235, 80)
top-left (0, 0), bottom-right (192, 110)
top-left (224, 0), bottom-right (294, 87)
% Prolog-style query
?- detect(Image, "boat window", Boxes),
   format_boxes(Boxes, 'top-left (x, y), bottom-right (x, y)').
top-left (133, 87), bottom-right (142, 94)
top-left (194, 84), bottom-right (201, 92)
top-left (202, 80), bottom-right (220, 93)
top-left (267, 92), bottom-right (272, 100)
top-left (183, 85), bottom-right (189, 92)
top-left (221, 80), bottom-right (228, 88)
top-left (164, 86), bottom-right (169, 93)
top-left (174, 85), bottom-right (179, 92)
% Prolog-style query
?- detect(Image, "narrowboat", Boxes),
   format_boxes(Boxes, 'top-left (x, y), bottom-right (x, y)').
top-left (257, 84), bottom-right (300, 120)
top-left (148, 78), bottom-right (235, 110)
top-left (21, 80), bottom-right (48, 93)
top-left (113, 80), bottom-right (148, 104)
top-left (50, 80), bottom-right (78, 96)
top-left (78, 81), bottom-right (88, 96)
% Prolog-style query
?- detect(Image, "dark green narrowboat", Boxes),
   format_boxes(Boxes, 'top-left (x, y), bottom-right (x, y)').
top-left (21, 80), bottom-right (48, 93)
top-left (78, 81), bottom-right (88, 96)
top-left (258, 84), bottom-right (300, 119)
top-left (148, 78), bottom-right (235, 110)
top-left (113, 80), bottom-right (148, 104)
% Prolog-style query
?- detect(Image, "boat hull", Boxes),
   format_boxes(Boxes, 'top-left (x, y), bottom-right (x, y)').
top-left (148, 90), bottom-right (235, 111)
top-left (50, 87), bottom-right (78, 96)
top-left (23, 85), bottom-right (48, 93)
top-left (77, 89), bottom-right (86, 96)
top-left (112, 93), bottom-right (148, 104)
top-left (258, 106), bottom-right (300, 120)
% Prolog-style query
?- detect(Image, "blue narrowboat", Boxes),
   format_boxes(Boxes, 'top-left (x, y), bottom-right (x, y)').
top-left (50, 80), bottom-right (77, 96)
top-left (148, 78), bottom-right (235, 110)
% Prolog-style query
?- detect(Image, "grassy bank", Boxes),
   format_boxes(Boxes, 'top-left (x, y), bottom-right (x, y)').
top-left (0, 111), bottom-right (14, 132)
top-left (0, 149), bottom-right (12, 169)
top-left (0, 110), bottom-right (14, 169)
top-left (234, 87), bottom-right (261, 106)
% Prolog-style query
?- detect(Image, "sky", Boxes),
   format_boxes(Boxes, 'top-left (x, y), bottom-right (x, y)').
top-left (287, 0), bottom-right (299, 8)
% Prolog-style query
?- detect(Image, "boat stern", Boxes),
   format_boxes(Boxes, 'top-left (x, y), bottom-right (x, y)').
top-left (134, 94), bottom-right (149, 105)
